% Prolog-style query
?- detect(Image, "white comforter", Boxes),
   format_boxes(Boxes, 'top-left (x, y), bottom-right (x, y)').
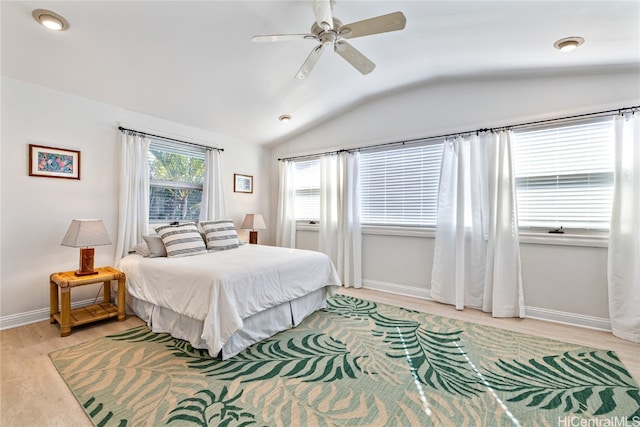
top-left (116, 244), bottom-right (341, 356)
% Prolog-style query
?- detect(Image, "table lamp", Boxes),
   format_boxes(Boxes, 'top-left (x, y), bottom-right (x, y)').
top-left (241, 214), bottom-right (266, 244)
top-left (61, 219), bottom-right (112, 276)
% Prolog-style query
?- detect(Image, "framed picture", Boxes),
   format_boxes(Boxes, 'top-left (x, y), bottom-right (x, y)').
top-left (234, 173), bottom-right (253, 193)
top-left (29, 144), bottom-right (80, 180)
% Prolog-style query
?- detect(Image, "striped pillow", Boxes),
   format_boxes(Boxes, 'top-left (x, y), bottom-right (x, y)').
top-left (154, 223), bottom-right (207, 258)
top-left (200, 220), bottom-right (241, 251)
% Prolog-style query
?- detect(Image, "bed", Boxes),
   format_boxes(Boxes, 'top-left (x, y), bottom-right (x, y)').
top-left (116, 242), bottom-right (341, 359)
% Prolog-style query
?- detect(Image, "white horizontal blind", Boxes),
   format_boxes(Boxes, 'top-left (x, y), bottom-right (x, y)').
top-left (148, 140), bottom-right (205, 222)
top-left (512, 117), bottom-right (615, 230)
top-left (294, 159), bottom-right (320, 221)
top-left (360, 143), bottom-right (443, 226)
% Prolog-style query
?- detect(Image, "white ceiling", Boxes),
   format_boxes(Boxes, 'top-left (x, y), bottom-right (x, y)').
top-left (2, 1), bottom-right (639, 146)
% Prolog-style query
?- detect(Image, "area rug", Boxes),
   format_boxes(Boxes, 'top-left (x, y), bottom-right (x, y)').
top-left (50, 294), bottom-right (640, 427)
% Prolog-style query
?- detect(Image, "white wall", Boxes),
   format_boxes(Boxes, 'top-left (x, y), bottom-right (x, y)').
top-left (270, 65), bottom-right (640, 330)
top-left (0, 77), bottom-right (271, 327)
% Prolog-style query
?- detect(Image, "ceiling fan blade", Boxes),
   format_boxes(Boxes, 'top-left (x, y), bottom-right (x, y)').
top-left (339, 11), bottom-right (406, 39)
top-left (313, 0), bottom-right (333, 31)
top-left (334, 41), bottom-right (375, 75)
top-left (251, 34), bottom-right (316, 43)
top-left (296, 44), bottom-right (325, 79)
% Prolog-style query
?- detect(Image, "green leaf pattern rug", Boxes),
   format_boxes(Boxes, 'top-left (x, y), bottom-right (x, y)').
top-left (50, 295), bottom-right (640, 426)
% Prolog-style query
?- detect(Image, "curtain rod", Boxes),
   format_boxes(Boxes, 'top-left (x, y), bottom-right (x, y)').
top-left (278, 105), bottom-right (638, 162)
top-left (118, 126), bottom-right (223, 152)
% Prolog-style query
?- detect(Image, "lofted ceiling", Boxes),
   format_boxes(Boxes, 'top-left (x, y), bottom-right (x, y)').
top-left (2, 1), bottom-right (639, 146)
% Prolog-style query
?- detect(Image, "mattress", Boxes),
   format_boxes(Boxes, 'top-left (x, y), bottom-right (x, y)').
top-left (116, 244), bottom-right (341, 358)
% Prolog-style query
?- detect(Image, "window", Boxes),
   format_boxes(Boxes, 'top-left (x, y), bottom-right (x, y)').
top-left (512, 117), bottom-right (615, 231)
top-left (293, 159), bottom-right (320, 221)
top-left (148, 140), bottom-right (205, 222)
top-left (359, 143), bottom-right (444, 227)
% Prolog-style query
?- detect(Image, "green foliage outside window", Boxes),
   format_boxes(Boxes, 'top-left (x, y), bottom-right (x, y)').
top-left (149, 147), bottom-right (205, 222)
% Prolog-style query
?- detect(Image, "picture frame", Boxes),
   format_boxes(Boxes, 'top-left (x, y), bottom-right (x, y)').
top-left (29, 144), bottom-right (80, 180)
top-left (234, 173), bottom-right (253, 193)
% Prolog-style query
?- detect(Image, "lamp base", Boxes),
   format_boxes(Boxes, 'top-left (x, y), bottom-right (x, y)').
top-left (75, 270), bottom-right (99, 276)
top-left (75, 247), bottom-right (98, 276)
top-left (249, 230), bottom-right (258, 244)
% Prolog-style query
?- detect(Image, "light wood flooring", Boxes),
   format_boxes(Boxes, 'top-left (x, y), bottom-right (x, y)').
top-left (1, 287), bottom-right (638, 426)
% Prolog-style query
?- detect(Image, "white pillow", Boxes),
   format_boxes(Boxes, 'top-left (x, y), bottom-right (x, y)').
top-left (154, 223), bottom-right (207, 258)
top-left (128, 242), bottom-right (150, 257)
top-left (143, 235), bottom-right (167, 258)
top-left (200, 220), bottom-right (241, 251)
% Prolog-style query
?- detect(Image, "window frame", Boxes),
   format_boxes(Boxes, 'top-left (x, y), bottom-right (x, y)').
top-left (511, 116), bottom-right (615, 242)
top-left (148, 139), bottom-right (206, 224)
top-left (293, 158), bottom-right (321, 223)
top-left (359, 141), bottom-right (444, 229)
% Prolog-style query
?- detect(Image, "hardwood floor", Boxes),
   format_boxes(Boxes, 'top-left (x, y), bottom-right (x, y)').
top-left (1, 316), bottom-right (145, 427)
top-left (1, 288), bottom-right (638, 426)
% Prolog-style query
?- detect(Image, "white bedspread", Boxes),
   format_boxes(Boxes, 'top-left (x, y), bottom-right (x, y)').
top-left (116, 244), bottom-right (341, 356)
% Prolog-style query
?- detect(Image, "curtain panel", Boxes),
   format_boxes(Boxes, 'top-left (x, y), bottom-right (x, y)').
top-left (115, 133), bottom-right (150, 262)
top-left (199, 149), bottom-right (226, 222)
top-left (431, 131), bottom-right (524, 317)
top-left (483, 131), bottom-right (525, 317)
top-left (319, 152), bottom-right (362, 287)
top-left (275, 160), bottom-right (296, 248)
top-left (608, 112), bottom-right (640, 343)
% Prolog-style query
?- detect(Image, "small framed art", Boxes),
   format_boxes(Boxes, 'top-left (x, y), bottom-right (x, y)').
top-left (29, 144), bottom-right (80, 180)
top-left (234, 173), bottom-right (253, 193)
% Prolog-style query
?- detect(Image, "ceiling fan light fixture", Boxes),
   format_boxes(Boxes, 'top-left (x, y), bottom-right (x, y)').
top-left (32, 9), bottom-right (69, 31)
top-left (553, 36), bottom-right (584, 52)
top-left (279, 114), bottom-right (292, 123)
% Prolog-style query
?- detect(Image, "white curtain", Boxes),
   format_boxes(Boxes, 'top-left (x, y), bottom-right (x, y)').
top-left (483, 131), bottom-right (525, 317)
top-left (276, 160), bottom-right (296, 248)
top-left (319, 152), bottom-right (362, 287)
top-left (199, 149), bottom-right (226, 221)
top-left (431, 135), bottom-right (487, 310)
top-left (608, 112), bottom-right (640, 342)
top-left (115, 132), bottom-right (150, 262)
top-left (319, 155), bottom-right (339, 262)
top-left (431, 131), bottom-right (524, 317)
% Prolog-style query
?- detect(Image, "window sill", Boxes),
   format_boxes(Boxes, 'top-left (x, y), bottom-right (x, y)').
top-left (518, 231), bottom-right (608, 248)
top-left (295, 224), bottom-right (607, 247)
top-left (296, 223), bottom-right (319, 232)
top-left (362, 225), bottom-right (436, 238)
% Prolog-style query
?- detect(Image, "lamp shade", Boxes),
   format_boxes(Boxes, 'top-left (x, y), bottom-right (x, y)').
top-left (241, 214), bottom-right (266, 230)
top-left (61, 219), bottom-right (112, 248)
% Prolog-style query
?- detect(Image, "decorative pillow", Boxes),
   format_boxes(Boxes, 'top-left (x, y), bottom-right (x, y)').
top-left (154, 223), bottom-right (207, 258)
top-left (129, 242), bottom-right (150, 257)
top-left (200, 220), bottom-right (241, 251)
top-left (143, 235), bottom-right (168, 258)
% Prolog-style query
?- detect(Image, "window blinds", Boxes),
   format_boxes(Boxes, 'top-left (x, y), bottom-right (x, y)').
top-left (512, 117), bottom-right (615, 230)
top-left (294, 159), bottom-right (321, 221)
top-left (148, 140), bottom-right (205, 222)
top-left (360, 143), bottom-right (443, 226)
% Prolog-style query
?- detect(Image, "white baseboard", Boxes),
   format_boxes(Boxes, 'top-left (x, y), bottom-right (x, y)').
top-left (0, 297), bottom-right (104, 331)
top-left (362, 279), bottom-right (431, 300)
top-left (525, 306), bottom-right (611, 332)
top-left (362, 279), bottom-right (611, 332)
top-left (1, 287), bottom-right (612, 333)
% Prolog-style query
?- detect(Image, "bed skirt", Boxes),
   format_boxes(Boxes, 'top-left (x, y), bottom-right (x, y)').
top-left (126, 288), bottom-right (328, 359)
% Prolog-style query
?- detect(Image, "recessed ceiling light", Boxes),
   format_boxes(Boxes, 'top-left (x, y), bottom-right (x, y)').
top-left (553, 36), bottom-right (584, 52)
top-left (279, 114), bottom-right (292, 123)
top-left (32, 9), bottom-right (69, 31)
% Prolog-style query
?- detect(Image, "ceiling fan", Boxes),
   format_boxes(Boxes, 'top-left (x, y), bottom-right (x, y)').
top-left (251, 0), bottom-right (406, 79)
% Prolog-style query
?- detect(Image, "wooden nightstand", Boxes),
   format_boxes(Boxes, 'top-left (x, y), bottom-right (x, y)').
top-left (50, 266), bottom-right (126, 337)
